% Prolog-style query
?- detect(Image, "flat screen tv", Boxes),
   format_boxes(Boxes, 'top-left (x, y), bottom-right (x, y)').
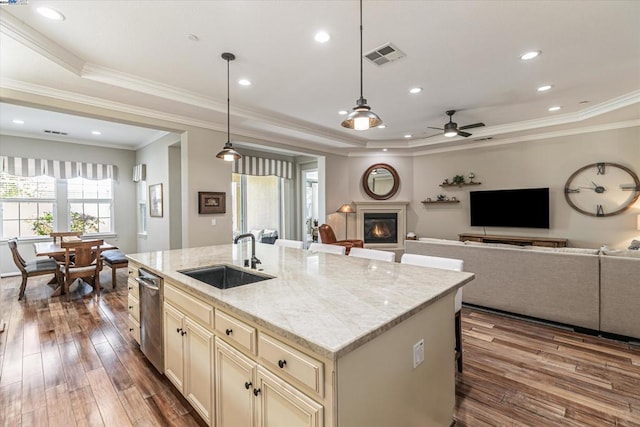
top-left (470, 188), bottom-right (549, 229)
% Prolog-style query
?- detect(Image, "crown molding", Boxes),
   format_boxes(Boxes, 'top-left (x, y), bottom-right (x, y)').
top-left (409, 119), bottom-right (640, 157)
top-left (0, 79), bottom-right (348, 156)
top-left (0, 9), bottom-right (85, 75)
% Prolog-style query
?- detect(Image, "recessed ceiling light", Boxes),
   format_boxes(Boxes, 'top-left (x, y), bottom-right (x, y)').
top-left (382, 148), bottom-right (388, 152)
top-left (409, 87), bottom-right (422, 94)
top-left (36, 6), bottom-right (65, 21)
top-left (91, 130), bottom-right (102, 135)
top-left (520, 50), bottom-right (541, 60)
top-left (537, 85), bottom-right (552, 92)
top-left (314, 31), bottom-right (331, 43)
top-left (338, 110), bottom-right (348, 115)
top-left (548, 106), bottom-right (561, 112)
top-left (404, 134), bottom-right (412, 138)
top-left (238, 79), bottom-right (252, 86)
top-left (377, 124), bottom-right (386, 128)
top-left (12, 119), bottom-right (24, 125)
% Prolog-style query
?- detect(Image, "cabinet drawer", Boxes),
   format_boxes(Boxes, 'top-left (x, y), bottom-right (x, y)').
top-left (128, 294), bottom-right (140, 322)
top-left (128, 316), bottom-right (140, 344)
top-left (259, 334), bottom-right (324, 396)
top-left (127, 278), bottom-right (139, 299)
top-left (164, 283), bottom-right (214, 328)
top-left (215, 310), bottom-right (257, 355)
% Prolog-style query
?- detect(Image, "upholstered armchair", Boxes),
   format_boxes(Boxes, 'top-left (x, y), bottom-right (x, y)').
top-left (318, 224), bottom-right (363, 255)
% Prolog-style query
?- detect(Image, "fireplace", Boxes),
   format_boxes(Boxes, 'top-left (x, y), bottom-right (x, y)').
top-left (364, 213), bottom-right (398, 244)
top-left (354, 201), bottom-right (408, 250)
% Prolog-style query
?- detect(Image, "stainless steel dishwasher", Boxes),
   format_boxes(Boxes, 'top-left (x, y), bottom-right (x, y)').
top-left (136, 268), bottom-right (164, 374)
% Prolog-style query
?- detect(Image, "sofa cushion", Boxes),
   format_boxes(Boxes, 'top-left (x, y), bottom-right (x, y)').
top-left (524, 246), bottom-right (600, 255)
top-left (602, 249), bottom-right (640, 259)
top-left (102, 250), bottom-right (128, 264)
top-left (464, 240), bottom-right (522, 250)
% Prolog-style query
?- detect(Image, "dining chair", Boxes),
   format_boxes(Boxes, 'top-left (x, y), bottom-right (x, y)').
top-left (274, 239), bottom-right (304, 249)
top-left (60, 239), bottom-right (105, 297)
top-left (400, 253), bottom-right (465, 373)
top-left (308, 242), bottom-right (346, 255)
top-left (348, 247), bottom-right (396, 262)
top-left (50, 231), bottom-right (82, 243)
top-left (8, 238), bottom-right (62, 300)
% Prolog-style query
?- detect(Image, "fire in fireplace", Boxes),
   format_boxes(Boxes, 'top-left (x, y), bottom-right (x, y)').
top-left (364, 212), bottom-right (398, 244)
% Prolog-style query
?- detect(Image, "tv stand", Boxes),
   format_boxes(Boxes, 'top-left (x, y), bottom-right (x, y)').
top-left (458, 233), bottom-right (568, 248)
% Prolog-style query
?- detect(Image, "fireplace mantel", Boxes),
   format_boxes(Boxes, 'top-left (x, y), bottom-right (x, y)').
top-left (354, 201), bottom-right (409, 250)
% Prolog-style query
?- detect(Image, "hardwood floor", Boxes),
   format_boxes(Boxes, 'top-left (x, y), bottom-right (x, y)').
top-left (1, 272), bottom-right (639, 426)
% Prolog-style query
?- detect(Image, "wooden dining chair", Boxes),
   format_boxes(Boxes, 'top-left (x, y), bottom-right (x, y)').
top-left (60, 239), bottom-right (105, 297)
top-left (50, 231), bottom-right (83, 244)
top-left (8, 238), bottom-right (62, 300)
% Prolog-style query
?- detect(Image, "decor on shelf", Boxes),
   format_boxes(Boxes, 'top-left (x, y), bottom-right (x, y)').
top-left (216, 52), bottom-right (242, 161)
top-left (440, 173), bottom-right (482, 188)
top-left (340, 0), bottom-right (382, 131)
top-left (149, 183), bottom-right (163, 217)
top-left (336, 203), bottom-right (355, 239)
top-left (468, 172), bottom-right (476, 183)
top-left (437, 194), bottom-right (448, 201)
top-left (452, 175), bottom-right (465, 185)
top-left (564, 162), bottom-right (640, 217)
top-left (362, 163), bottom-right (400, 200)
top-left (198, 191), bottom-right (226, 214)
top-left (421, 199), bottom-right (460, 205)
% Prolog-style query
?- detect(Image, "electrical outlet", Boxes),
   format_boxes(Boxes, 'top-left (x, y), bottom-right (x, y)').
top-left (413, 339), bottom-right (424, 369)
top-left (211, 219), bottom-right (217, 226)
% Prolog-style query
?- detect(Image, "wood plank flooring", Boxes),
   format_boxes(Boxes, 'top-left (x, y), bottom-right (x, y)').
top-left (1, 272), bottom-right (639, 426)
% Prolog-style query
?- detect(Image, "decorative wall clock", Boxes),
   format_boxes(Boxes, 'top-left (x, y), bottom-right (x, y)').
top-left (564, 162), bottom-right (640, 217)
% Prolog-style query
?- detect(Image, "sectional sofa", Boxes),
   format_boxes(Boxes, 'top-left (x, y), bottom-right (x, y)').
top-left (404, 238), bottom-right (640, 340)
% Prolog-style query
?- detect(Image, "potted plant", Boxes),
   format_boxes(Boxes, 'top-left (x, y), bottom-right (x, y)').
top-left (452, 175), bottom-right (465, 185)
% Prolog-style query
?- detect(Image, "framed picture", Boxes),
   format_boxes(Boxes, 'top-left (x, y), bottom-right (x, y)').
top-left (149, 183), bottom-right (163, 217)
top-left (199, 191), bottom-right (226, 214)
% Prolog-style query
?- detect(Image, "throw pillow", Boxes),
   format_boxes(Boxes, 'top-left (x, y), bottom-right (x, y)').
top-left (628, 239), bottom-right (640, 250)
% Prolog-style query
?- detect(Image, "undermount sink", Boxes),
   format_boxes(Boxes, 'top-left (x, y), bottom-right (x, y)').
top-left (179, 264), bottom-right (274, 289)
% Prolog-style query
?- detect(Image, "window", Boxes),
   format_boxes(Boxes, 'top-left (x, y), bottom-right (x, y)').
top-left (0, 173), bottom-right (114, 238)
top-left (137, 180), bottom-right (147, 235)
top-left (67, 177), bottom-right (113, 234)
top-left (232, 173), bottom-right (284, 239)
top-left (0, 172), bottom-right (56, 238)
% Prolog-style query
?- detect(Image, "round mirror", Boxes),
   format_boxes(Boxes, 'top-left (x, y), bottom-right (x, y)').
top-left (362, 163), bottom-right (400, 200)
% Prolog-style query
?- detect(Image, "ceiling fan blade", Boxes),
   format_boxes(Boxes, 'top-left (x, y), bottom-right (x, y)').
top-left (459, 122), bottom-right (485, 130)
top-left (457, 130), bottom-right (472, 138)
top-left (427, 126), bottom-right (443, 130)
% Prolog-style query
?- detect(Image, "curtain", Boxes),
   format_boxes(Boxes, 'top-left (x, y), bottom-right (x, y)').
top-left (232, 155), bottom-right (293, 180)
top-left (133, 164), bottom-right (146, 182)
top-left (0, 156), bottom-right (117, 180)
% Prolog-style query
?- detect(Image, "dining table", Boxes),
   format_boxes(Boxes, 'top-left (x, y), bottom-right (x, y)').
top-left (34, 240), bottom-right (118, 296)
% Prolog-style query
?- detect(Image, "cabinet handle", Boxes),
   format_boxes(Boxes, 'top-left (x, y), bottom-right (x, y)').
top-left (278, 359), bottom-right (287, 369)
top-left (128, 286), bottom-right (132, 290)
top-left (253, 388), bottom-right (261, 396)
top-left (129, 328), bottom-right (134, 332)
top-left (244, 382), bottom-right (252, 389)
top-left (181, 330), bottom-right (187, 336)
top-left (225, 328), bottom-right (233, 336)
top-left (128, 305), bottom-right (133, 309)
top-left (176, 328), bottom-right (182, 334)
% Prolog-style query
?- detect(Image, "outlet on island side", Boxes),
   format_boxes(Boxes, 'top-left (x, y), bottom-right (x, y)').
top-left (413, 338), bottom-right (424, 369)
top-left (211, 219), bottom-right (217, 226)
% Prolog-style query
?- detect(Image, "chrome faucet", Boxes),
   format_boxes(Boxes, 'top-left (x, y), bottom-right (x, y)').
top-left (234, 233), bottom-right (262, 269)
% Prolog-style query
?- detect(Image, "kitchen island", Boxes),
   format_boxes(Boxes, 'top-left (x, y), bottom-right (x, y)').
top-left (126, 243), bottom-right (474, 427)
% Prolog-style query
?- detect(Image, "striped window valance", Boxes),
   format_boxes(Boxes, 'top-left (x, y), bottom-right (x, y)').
top-left (0, 156), bottom-right (117, 181)
top-left (232, 155), bottom-right (293, 180)
top-left (133, 164), bottom-right (147, 182)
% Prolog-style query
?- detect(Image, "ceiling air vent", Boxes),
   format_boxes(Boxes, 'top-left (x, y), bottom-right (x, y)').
top-left (364, 43), bottom-right (405, 66)
top-left (43, 129), bottom-right (68, 136)
top-left (474, 137), bottom-right (493, 142)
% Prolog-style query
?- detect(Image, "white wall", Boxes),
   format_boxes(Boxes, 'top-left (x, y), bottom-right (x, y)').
top-left (0, 134), bottom-right (136, 274)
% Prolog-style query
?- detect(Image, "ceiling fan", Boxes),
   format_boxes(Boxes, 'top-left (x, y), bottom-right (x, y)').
top-left (428, 110), bottom-right (485, 138)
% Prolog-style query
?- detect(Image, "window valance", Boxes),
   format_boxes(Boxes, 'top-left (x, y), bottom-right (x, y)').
top-left (0, 156), bottom-right (117, 181)
top-left (232, 155), bottom-right (293, 180)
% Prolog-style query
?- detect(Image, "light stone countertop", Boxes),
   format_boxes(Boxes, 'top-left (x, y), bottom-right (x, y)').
top-left (126, 243), bottom-right (475, 360)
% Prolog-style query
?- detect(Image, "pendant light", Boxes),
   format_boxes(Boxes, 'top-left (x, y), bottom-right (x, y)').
top-left (341, 0), bottom-right (382, 131)
top-left (216, 52), bottom-right (242, 161)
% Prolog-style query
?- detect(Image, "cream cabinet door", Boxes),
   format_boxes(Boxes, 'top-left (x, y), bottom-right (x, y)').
top-left (256, 366), bottom-right (323, 427)
top-left (184, 317), bottom-right (214, 425)
top-left (215, 338), bottom-right (256, 427)
top-left (163, 302), bottom-right (185, 393)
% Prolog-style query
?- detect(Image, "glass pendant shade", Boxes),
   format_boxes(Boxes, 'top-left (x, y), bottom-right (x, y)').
top-left (341, 98), bottom-right (382, 131)
top-left (216, 142), bottom-right (242, 161)
top-left (444, 122), bottom-right (458, 137)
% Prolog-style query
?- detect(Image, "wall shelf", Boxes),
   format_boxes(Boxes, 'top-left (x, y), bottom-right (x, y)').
top-left (439, 182), bottom-right (482, 188)
top-left (421, 200), bottom-right (460, 204)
